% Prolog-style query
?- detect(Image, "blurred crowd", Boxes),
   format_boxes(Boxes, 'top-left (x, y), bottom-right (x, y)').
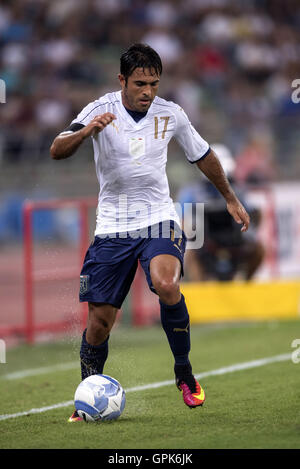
top-left (0, 0), bottom-right (300, 183)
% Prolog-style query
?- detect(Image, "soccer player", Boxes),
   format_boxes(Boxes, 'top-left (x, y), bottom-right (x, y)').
top-left (50, 44), bottom-right (250, 422)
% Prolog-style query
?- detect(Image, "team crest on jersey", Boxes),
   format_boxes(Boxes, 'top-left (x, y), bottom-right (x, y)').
top-left (80, 275), bottom-right (90, 295)
top-left (129, 136), bottom-right (145, 163)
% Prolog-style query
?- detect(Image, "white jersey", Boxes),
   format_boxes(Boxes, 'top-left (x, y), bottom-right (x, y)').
top-left (71, 90), bottom-right (210, 235)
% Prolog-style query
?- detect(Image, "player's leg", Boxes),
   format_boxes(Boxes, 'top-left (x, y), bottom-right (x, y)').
top-left (78, 235), bottom-right (138, 380)
top-left (150, 254), bottom-right (191, 368)
top-left (70, 302), bottom-right (119, 422)
top-left (139, 222), bottom-right (205, 408)
top-left (69, 235), bottom-right (139, 422)
top-left (150, 253), bottom-right (205, 408)
top-left (80, 302), bottom-right (118, 381)
top-left (150, 254), bottom-right (181, 304)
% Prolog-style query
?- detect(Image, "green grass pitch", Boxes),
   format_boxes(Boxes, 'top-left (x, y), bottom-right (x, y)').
top-left (0, 320), bottom-right (299, 449)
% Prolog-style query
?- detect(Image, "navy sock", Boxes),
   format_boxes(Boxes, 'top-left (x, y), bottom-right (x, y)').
top-left (80, 329), bottom-right (109, 380)
top-left (160, 294), bottom-right (191, 368)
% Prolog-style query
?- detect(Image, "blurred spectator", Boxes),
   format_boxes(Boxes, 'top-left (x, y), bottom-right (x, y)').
top-left (39, 35), bottom-right (79, 68)
top-left (34, 96), bottom-right (71, 130)
top-left (145, 1), bottom-right (178, 27)
top-left (141, 26), bottom-right (183, 65)
top-left (235, 38), bottom-right (279, 82)
top-left (199, 12), bottom-right (236, 44)
top-left (234, 130), bottom-right (277, 185)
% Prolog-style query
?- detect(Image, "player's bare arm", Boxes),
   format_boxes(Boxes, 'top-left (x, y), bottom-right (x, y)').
top-left (197, 149), bottom-right (250, 232)
top-left (50, 112), bottom-right (116, 160)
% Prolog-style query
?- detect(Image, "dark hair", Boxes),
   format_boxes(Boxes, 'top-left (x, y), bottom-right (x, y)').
top-left (120, 43), bottom-right (162, 82)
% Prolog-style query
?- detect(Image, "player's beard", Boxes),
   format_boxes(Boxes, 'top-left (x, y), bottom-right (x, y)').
top-left (123, 86), bottom-right (152, 113)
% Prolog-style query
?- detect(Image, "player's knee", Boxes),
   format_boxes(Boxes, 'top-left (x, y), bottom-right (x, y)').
top-left (89, 316), bottom-right (110, 342)
top-left (87, 304), bottom-right (114, 342)
top-left (154, 277), bottom-right (180, 304)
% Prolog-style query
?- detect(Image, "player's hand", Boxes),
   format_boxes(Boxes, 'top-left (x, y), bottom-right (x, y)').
top-left (227, 199), bottom-right (250, 232)
top-left (81, 113), bottom-right (117, 138)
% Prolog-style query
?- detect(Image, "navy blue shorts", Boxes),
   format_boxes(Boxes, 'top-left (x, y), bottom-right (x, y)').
top-left (79, 221), bottom-right (186, 309)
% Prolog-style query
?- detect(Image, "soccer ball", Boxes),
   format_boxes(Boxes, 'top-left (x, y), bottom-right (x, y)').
top-left (74, 374), bottom-right (126, 422)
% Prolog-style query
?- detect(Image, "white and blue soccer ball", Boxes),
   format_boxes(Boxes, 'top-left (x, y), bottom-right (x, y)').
top-left (74, 374), bottom-right (126, 422)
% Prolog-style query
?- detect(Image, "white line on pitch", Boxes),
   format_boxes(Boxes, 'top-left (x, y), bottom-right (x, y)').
top-left (0, 353), bottom-right (291, 422)
top-left (1, 362), bottom-right (79, 380)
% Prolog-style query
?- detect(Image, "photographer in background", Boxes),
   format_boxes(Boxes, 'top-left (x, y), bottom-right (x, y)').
top-left (177, 144), bottom-right (264, 282)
